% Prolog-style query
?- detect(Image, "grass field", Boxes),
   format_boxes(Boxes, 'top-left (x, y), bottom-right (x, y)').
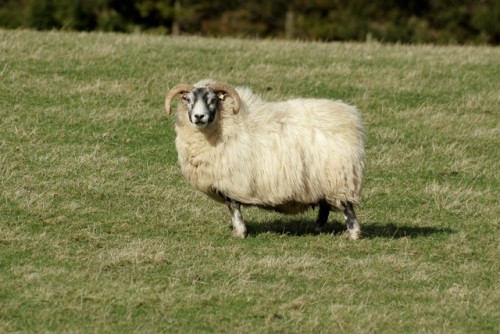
top-left (0, 29), bottom-right (499, 333)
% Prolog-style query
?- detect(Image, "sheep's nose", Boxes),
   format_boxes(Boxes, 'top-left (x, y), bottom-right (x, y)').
top-left (194, 114), bottom-right (204, 120)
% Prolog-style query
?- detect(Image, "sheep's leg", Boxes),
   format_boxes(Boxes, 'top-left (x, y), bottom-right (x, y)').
top-left (225, 198), bottom-right (247, 238)
top-left (315, 200), bottom-right (330, 232)
top-left (342, 201), bottom-right (361, 240)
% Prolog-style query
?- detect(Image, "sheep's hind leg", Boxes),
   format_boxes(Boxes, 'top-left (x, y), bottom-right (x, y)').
top-left (225, 198), bottom-right (247, 238)
top-left (342, 201), bottom-right (361, 240)
top-left (315, 200), bottom-right (330, 233)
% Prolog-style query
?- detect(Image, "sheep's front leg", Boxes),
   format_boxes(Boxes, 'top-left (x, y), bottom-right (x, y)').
top-left (225, 198), bottom-right (247, 238)
top-left (342, 201), bottom-right (361, 240)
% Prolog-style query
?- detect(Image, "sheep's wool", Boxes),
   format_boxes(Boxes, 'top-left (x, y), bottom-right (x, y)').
top-left (174, 80), bottom-right (364, 213)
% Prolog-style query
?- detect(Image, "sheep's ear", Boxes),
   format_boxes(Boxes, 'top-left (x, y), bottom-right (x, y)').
top-left (217, 93), bottom-right (226, 101)
top-left (208, 83), bottom-right (241, 114)
top-left (165, 83), bottom-right (194, 115)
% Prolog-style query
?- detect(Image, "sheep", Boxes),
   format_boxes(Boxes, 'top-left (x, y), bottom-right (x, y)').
top-left (164, 79), bottom-right (364, 239)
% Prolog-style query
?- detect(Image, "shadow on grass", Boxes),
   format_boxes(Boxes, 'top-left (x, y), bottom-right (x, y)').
top-left (360, 222), bottom-right (455, 239)
top-left (246, 219), bottom-right (455, 239)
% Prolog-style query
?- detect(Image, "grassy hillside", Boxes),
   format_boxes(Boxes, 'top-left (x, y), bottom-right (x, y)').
top-left (0, 29), bottom-right (498, 333)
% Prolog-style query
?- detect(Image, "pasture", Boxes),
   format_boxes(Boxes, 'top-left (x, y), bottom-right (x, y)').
top-left (0, 29), bottom-right (498, 333)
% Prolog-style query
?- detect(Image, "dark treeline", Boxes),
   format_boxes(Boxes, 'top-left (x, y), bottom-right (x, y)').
top-left (0, 0), bottom-right (499, 44)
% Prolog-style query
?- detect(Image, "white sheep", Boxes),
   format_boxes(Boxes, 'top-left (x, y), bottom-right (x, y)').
top-left (164, 79), bottom-right (364, 239)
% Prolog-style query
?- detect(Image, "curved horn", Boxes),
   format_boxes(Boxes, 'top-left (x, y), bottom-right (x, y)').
top-left (164, 83), bottom-right (194, 115)
top-left (208, 82), bottom-right (241, 114)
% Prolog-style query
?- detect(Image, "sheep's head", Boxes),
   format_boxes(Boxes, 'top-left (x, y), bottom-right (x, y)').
top-left (165, 82), bottom-right (241, 129)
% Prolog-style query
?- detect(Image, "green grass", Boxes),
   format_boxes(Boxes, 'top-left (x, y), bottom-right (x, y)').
top-left (1, 29), bottom-right (499, 333)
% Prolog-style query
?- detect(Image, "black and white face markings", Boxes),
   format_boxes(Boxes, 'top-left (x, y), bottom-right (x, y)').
top-left (181, 87), bottom-right (218, 129)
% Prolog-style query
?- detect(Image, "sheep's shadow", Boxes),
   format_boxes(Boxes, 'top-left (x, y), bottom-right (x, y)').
top-left (245, 219), bottom-right (454, 239)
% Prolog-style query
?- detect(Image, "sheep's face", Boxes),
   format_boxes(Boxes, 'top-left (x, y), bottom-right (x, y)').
top-left (181, 87), bottom-right (219, 129)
